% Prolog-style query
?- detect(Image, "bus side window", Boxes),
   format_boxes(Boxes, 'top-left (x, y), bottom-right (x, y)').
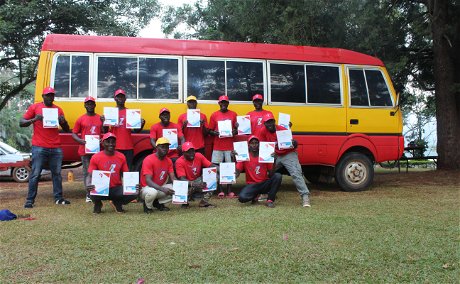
top-left (349, 69), bottom-right (369, 106)
top-left (139, 57), bottom-right (179, 100)
top-left (306, 65), bottom-right (341, 104)
top-left (270, 63), bottom-right (306, 103)
top-left (226, 61), bottom-right (264, 101)
top-left (53, 54), bottom-right (89, 98)
top-left (97, 56), bottom-right (137, 99)
top-left (365, 70), bottom-right (393, 106)
top-left (187, 60), bottom-right (225, 101)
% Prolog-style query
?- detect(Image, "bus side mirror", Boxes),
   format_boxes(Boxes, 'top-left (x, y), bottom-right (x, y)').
top-left (390, 92), bottom-right (400, 116)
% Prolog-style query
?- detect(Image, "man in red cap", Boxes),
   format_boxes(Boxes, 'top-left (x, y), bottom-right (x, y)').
top-left (176, 141), bottom-right (217, 208)
top-left (177, 96), bottom-right (209, 155)
top-left (257, 113), bottom-right (311, 207)
top-left (247, 94), bottom-right (274, 134)
top-left (72, 96), bottom-right (105, 202)
top-left (86, 132), bottom-right (139, 213)
top-left (20, 86), bottom-right (71, 208)
top-left (150, 107), bottom-right (185, 162)
top-left (109, 88), bottom-right (145, 170)
top-left (234, 135), bottom-right (282, 208)
top-left (208, 95), bottom-right (238, 198)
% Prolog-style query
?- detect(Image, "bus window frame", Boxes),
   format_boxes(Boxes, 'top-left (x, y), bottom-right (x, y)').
top-left (346, 65), bottom-right (395, 109)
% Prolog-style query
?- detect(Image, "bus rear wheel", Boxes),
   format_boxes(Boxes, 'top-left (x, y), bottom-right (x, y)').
top-left (335, 152), bottom-right (373, 192)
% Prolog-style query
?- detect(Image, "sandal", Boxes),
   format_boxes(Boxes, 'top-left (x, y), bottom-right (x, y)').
top-left (217, 192), bottom-right (225, 199)
top-left (227, 192), bottom-right (238, 198)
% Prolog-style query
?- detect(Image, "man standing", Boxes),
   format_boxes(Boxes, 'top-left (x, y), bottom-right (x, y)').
top-left (235, 135), bottom-right (282, 208)
top-left (247, 94), bottom-right (274, 134)
top-left (256, 113), bottom-right (311, 207)
top-left (208, 95), bottom-right (238, 198)
top-left (176, 142), bottom-right (216, 208)
top-left (177, 96), bottom-right (209, 155)
top-left (110, 89), bottom-right (145, 170)
top-left (150, 108), bottom-right (185, 162)
top-left (140, 137), bottom-right (175, 214)
top-left (86, 132), bottom-right (139, 214)
top-left (71, 96), bottom-right (104, 202)
top-left (20, 86), bottom-right (71, 208)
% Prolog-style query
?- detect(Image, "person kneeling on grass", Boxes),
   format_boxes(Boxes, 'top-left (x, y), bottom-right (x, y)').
top-left (234, 135), bottom-right (282, 208)
top-left (176, 141), bottom-right (217, 208)
top-left (86, 132), bottom-right (140, 214)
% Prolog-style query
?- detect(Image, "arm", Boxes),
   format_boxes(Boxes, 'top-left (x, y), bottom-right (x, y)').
top-left (59, 115), bottom-right (71, 133)
top-left (20, 114), bottom-right (43, 128)
top-left (71, 133), bottom-right (85, 145)
top-left (150, 138), bottom-right (157, 149)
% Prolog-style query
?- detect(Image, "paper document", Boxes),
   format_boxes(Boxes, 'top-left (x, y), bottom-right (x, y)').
top-left (162, 129), bottom-right (178, 150)
top-left (237, 115), bottom-right (251, 135)
top-left (202, 167), bottom-right (217, 191)
top-left (42, 108), bottom-right (59, 128)
top-left (172, 180), bottom-right (189, 204)
top-left (258, 142), bottom-right (275, 163)
top-left (103, 107), bottom-right (119, 126)
top-left (123, 172), bottom-right (139, 195)
top-left (84, 135), bottom-right (100, 154)
top-left (278, 113), bottom-right (290, 129)
top-left (126, 109), bottom-right (141, 129)
top-left (276, 130), bottom-right (293, 149)
top-left (219, 162), bottom-right (236, 184)
top-left (90, 170), bottom-right (111, 196)
top-left (187, 109), bottom-right (201, 127)
top-left (218, 120), bottom-right (233, 137)
top-left (233, 141), bottom-right (250, 162)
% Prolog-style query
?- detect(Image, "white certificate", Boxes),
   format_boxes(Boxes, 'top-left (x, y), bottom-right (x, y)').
top-left (187, 109), bottom-right (201, 127)
top-left (126, 109), bottom-right (141, 129)
top-left (84, 135), bottom-right (100, 154)
top-left (103, 107), bottom-right (119, 126)
top-left (172, 180), bottom-right (189, 204)
top-left (42, 108), bottom-right (59, 128)
top-left (219, 162), bottom-right (236, 184)
top-left (278, 112), bottom-right (290, 129)
top-left (162, 129), bottom-right (178, 150)
top-left (123, 172), bottom-right (139, 195)
top-left (218, 120), bottom-right (233, 137)
top-left (233, 141), bottom-right (250, 162)
top-left (258, 142), bottom-right (276, 163)
top-left (276, 130), bottom-right (293, 149)
top-left (90, 170), bottom-right (111, 196)
top-left (202, 167), bottom-right (217, 192)
top-left (237, 115), bottom-right (251, 135)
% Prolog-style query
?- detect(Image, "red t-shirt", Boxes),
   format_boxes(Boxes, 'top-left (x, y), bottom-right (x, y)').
top-left (236, 153), bottom-right (273, 184)
top-left (88, 151), bottom-right (128, 188)
top-left (247, 110), bottom-right (273, 134)
top-left (23, 102), bottom-right (65, 148)
top-left (73, 114), bottom-right (103, 156)
top-left (177, 112), bottom-right (208, 149)
top-left (149, 122), bottom-right (184, 158)
top-left (256, 125), bottom-right (294, 155)
top-left (140, 153), bottom-right (174, 187)
top-left (175, 153), bottom-right (213, 181)
top-left (209, 110), bottom-right (237, 151)
top-left (110, 108), bottom-right (133, 150)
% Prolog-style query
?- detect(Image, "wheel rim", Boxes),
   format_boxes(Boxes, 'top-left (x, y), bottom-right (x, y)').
top-left (344, 161), bottom-right (367, 185)
top-left (15, 168), bottom-right (29, 181)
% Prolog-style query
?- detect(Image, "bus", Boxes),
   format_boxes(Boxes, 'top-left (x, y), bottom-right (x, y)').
top-left (34, 34), bottom-right (404, 192)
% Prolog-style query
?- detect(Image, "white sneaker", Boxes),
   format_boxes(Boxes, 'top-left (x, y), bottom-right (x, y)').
top-left (258, 194), bottom-right (268, 201)
top-left (302, 195), bottom-right (311, 207)
top-left (86, 196), bottom-right (92, 203)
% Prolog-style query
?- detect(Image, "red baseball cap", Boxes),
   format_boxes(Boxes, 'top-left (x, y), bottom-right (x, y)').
top-left (262, 112), bottom-right (275, 122)
top-left (218, 95), bottom-right (229, 102)
top-left (182, 141), bottom-right (195, 152)
top-left (101, 132), bottom-right (116, 142)
top-left (159, 107), bottom-right (170, 115)
top-left (84, 96), bottom-right (96, 102)
top-left (114, 89), bottom-right (126, 97)
top-left (247, 135), bottom-right (259, 142)
top-left (42, 87), bottom-right (55, 95)
top-left (252, 94), bottom-right (263, 101)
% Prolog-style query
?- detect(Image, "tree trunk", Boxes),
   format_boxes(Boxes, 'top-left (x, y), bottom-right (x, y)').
top-left (427, 0), bottom-right (460, 169)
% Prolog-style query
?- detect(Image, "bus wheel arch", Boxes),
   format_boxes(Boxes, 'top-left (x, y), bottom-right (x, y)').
top-left (335, 148), bottom-right (374, 192)
top-left (133, 150), bottom-right (152, 173)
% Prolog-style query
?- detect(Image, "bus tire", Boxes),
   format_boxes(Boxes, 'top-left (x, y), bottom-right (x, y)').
top-left (335, 152), bottom-right (373, 192)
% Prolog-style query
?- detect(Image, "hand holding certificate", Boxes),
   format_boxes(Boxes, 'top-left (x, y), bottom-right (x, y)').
top-left (233, 141), bottom-right (249, 162)
top-left (90, 170), bottom-right (111, 196)
top-left (172, 180), bottom-right (189, 204)
top-left (276, 130), bottom-right (293, 149)
top-left (42, 108), bottom-right (59, 128)
top-left (126, 109), bottom-right (141, 129)
top-left (85, 135), bottom-right (100, 154)
top-left (258, 142), bottom-right (275, 163)
top-left (278, 112), bottom-right (291, 129)
top-left (202, 167), bottom-right (217, 191)
top-left (218, 120), bottom-right (233, 137)
top-left (219, 162), bottom-right (236, 184)
top-left (237, 115), bottom-right (251, 135)
top-left (103, 107), bottom-right (119, 126)
top-left (123, 172), bottom-right (139, 195)
top-left (187, 109), bottom-right (201, 127)
top-left (162, 129), bottom-right (178, 149)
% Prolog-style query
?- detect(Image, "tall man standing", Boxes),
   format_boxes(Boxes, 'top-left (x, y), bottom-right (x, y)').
top-left (20, 87), bottom-right (71, 208)
top-left (177, 96), bottom-right (209, 155)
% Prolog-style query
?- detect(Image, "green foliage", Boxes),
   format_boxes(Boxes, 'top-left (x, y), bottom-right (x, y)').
top-left (0, 97), bottom-right (33, 152)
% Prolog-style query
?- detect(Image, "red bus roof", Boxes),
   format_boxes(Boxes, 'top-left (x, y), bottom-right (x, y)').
top-left (42, 34), bottom-right (384, 66)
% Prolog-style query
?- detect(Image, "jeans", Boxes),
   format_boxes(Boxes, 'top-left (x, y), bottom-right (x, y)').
top-left (238, 173), bottom-right (282, 203)
top-left (81, 155), bottom-right (92, 197)
top-left (275, 151), bottom-right (310, 196)
top-left (90, 185), bottom-right (137, 205)
top-left (26, 146), bottom-right (64, 203)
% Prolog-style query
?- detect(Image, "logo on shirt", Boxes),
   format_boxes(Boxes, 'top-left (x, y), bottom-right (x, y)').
top-left (159, 170), bottom-right (166, 181)
top-left (257, 117), bottom-right (263, 125)
top-left (192, 167), bottom-right (197, 176)
top-left (90, 126), bottom-right (96, 134)
top-left (109, 164), bottom-right (116, 173)
top-left (255, 166), bottom-right (261, 175)
top-left (119, 117), bottom-right (125, 125)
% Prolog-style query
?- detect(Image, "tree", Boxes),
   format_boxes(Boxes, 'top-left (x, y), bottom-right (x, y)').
top-left (0, 0), bottom-right (159, 112)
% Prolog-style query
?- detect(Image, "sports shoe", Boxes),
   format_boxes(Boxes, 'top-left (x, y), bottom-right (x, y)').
top-left (143, 201), bottom-right (153, 214)
top-left (24, 202), bottom-right (34, 209)
top-left (55, 199), bottom-right (71, 205)
top-left (86, 196), bottom-right (92, 203)
top-left (109, 200), bottom-right (125, 213)
top-left (181, 203), bottom-right (190, 209)
top-left (258, 194), bottom-right (268, 201)
top-left (302, 195), bottom-right (311, 207)
top-left (93, 200), bottom-right (103, 214)
top-left (152, 199), bottom-right (170, 211)
top-left (266, 200), bottom-right (275, 208)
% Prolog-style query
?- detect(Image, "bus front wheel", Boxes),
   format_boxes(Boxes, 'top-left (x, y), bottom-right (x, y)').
top-left (335, 152), bottom-right (373, 192)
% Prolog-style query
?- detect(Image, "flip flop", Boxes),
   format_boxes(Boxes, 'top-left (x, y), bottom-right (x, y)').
top-left (217, 192), bottom-right (225, 199)
top-left (227, 192), bottom-right (238, 198)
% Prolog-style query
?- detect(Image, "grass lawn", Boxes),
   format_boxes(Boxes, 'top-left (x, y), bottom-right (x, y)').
top-left (1, 170), bottom-right (459, 283)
